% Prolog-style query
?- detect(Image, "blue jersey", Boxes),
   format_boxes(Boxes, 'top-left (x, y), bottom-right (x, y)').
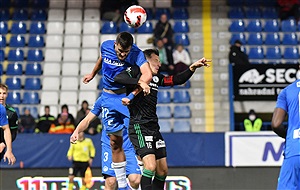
top-left (100, 40), bottom-right (147, 91)
top-left (0, 104), bottom-right (8, 127)
top-left (276, 79), bottom-right (300, 158)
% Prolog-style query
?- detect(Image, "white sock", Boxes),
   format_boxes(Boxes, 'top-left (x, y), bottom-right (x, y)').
top-left (112, 161), bottom-right (127, 188)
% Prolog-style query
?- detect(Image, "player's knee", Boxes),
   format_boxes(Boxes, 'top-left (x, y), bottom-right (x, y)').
top-left (105, 177), bottom-right (117, 189)
top-left (144, 162), bottom-right (156, 172)
top-left (128, 174), bottom-right (141, 189)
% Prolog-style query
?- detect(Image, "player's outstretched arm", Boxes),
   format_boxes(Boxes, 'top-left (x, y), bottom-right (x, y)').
top-left (189, 57), bottom-right (211, 72)
top-left (83, 55), bottom-right (102, 84)
top-left (138, 62), bottom-right (152, 95)
top-left (271, 108), bottom-right (287, 139)
top-left (2, 124), bottom-right (16, 165)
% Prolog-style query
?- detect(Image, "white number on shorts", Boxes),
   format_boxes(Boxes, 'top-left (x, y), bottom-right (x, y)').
top-left (103, 152), bottom-right (109, 162)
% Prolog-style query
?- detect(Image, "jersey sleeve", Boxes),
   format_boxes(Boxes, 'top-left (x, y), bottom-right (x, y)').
top-left (114, 65), bottom-right (140, 85)
top-left (0, 105), bottom-right (8, 127)
top-left (276, 88), bottom-right (287, 112)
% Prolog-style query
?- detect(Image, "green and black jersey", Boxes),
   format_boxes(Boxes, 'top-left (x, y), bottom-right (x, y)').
top-left (0, 104), bottom-right (19, 143)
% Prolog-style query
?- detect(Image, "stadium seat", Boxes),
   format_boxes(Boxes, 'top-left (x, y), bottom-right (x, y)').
top-left (101, 21), bottom-right (118, 34)
top-left (264, 19), bottom-right (280, 32)
top-left (48, 9), bottom-right (65, 21)
top-left (44, 48), bottom-right (62, 62)
top-left (29, 22), bottom-right (46, 34)
top-left (173, 80), bottom-right (191, 89)
top-left (23, 106), bottom-right (39, 119)
top-left (173, 105), bottom-right (191, 118)
top-left (80, 62), bottom-right (95, 76)
top-left (282, 33), bottom-right (298, 45)
top-left (0, 35), bottom-right (6, 47)
top-left (27, 49), bottom-right (43, 62)
top-left (61, 77), bottom-right (79, 90)
top-left (62, 63), bottom-right (79, 76)
top-left (227, 0), bottom-right (243, 6)
top-left (81, 48), bottom-right (98, 62)
top-left (173, 120), bottom-right (191, 132)
top-left (0, 50), bottom-right (4, 61)
top-left (119, 22), bottom-right (135, 33)
top-left (228, 7), bottom-right (244, 19)
top-left (0, 64), bottom-right (2, 75)
top-left (60, 91), bottom-right (78, 105)
top-left (82, 35), bottom-right (98, 48)
top-left (9, 35), bottom-right (25, 47)
top-left (66, 9), bottom-right (82, 21)
top-left (24, 77), bottom-right (41, 90)
top-left (25, 62), bottom-right (42, 75)
top-left (137, 21), bottom-right (153, 33)
top-left (12, 9), bottom-right (28, 20)
top-left (11, 21), bottom-right (27, 34)
top-left (264, 33), bottom-right (281, 45)
top-left (0, 21), bottom-right (8, 34)
top-left (64, 35), bottom-right (81, 48)
top-left (79, 76), bottom-right (98, 90)
top-left (46, 35), bottom-right (63, 48)
top-left (31, 0), bottom-right (48, 7)
top-left (31, 9), bottom-right (47, 21)
top-left (246, 19), bottom-right (262, 32)
top-left (145, 8), bottom-right (153, 20)
top-left (64, 21), bottom-right (81, 34)
top-left (283, 47), bottom-right (300, 59)
top-left (8, 49), bottom-right (24, 61)
top-left (67, 0), bottom-right (84, 8)
top-left (6, 92), bottom-right (21, 105)
top-left (172, 8), bottom-right (189, 19)
top-left (172, 0), bottom-right (189, 7)
top-left (173, 90), bottom-right (190, 103)
top-left (158, 120), bottom-right (172, 133)
top-left (0, 9), bottom-right (10, 21)
top-left (247, 33), bottom-right (263, 45)
top-left (43, 63), bottom-right (61, 76)
top-left (5, 77), bottom-right (22, 90)
top-left (28, 35), bottom-right (44, 47)
top-left (248, 46), bottom-right (264, 59)
top-left (265, 46), bottom-right (282, 59)
top-left (230, 33), bottom-right (246, 45)
top-left (42, 77), bottom-right (60, 90)
top-left (40, 91), bottom-right (59, 105)
top-left (281, 19), bottom-right (297, 32)
top-left (229, 20), bottom-right (245, 32)
top-left (174, 33), bottom-right (190, 46)
top-left (84, 9), bottom-right (100, 21)
top-left (155, 8), bottom-right (171, 20)
top-left (262, 7), bottom-right (278, 19)
top-left (63, 49), bottom-right (80, 62)
top-left (47, 22), bottom-right (64, 34)
top-left (156, 106), bottom-right (172, 119)
top-left (173, 20), bottom-right (189, 33)
top-left (157, 90), bottom-right (171, 103)
top-left (22, 91), bottom-right (39, 104)
top-left (78, 91), bottom-right (97, 106)
top-left (83, 22), bottom-right (99, 34)
top-left (245, 7), bottom-right (261, 19)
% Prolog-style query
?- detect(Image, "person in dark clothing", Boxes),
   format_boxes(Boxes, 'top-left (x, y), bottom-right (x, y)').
top-left (19, 108), bottom-right (36, 133)
top-left (277, 0), bottom-right (300, 21)
top-left (36, 105), bottom-right (55, 133)
top-left (153, 13), bottom-right (174, 49)
top-left (229, 40), bottom-right (250, 65)
top-left (155, 39), bottom-right (174, 75)
top-left (75, 100), bottom-right (89, 126)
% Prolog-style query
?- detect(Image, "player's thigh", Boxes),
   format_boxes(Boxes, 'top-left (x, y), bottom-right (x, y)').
top-left (142, 154), bottom-right (156, 171)
top-left (102, 108), bottom-right (127, 134)
top-left (101, 143), bottom-right (115, 177)
top-left (156, 157), bottom-right (168, 176)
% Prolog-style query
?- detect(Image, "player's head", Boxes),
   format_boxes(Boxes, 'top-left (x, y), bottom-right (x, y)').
top-left (0, 83), bottom-right (8, 105)
top-left (143, 49), bottom-right (161, 75)
top-left (115, 32), bottom-right (133, 61)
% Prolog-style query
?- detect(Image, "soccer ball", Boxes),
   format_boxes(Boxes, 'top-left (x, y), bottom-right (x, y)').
top-left (124, 5), bottom-right (147, 29)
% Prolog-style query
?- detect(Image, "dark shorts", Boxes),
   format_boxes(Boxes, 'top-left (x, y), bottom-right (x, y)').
top-left (69, 161), bottom-right (89, 177)
top-left (129, 121), bottom-right (167, 159)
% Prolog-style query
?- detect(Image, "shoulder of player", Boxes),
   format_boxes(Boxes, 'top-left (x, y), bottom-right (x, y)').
top-left (5, 105), bottom-right (16, 113)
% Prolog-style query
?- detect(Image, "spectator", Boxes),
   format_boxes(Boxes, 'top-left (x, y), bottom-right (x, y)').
top-left (155, 39), bottom-right (174, 75)
top-left (229, 40), bottom-right (250, 65)
top-left (36, 105), bottom-right (55, 133)
top-left (277, 0), bottom-right (300, 21)
top-left (153, 13), bottom-right (174, 49)
top-left (243, 109), bottom-right (262, 132)
top-left (49, 104), bottom-right (75, 134)
top-left (100, 0), bottom-right (122, 22)
top-left (75, 100), bottom-right (89, 126)
top-left (19, 108), bottom-right (36, 133)
top-left (172, 44), bottom-right (192, 74)
top-left (83, 109), bottom-right (102, 136)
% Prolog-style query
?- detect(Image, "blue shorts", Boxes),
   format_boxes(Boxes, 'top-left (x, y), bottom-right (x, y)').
top-left (101, 143), bottom-right (141, 177)
top-left (101, 92), bottom-right (129, 134)
top-left (277, 156), bottom-right (300, 190)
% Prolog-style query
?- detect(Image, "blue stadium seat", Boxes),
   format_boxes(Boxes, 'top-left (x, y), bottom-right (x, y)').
top-left (28, 35), bottom-right (44, 47)
top-left (0, 64), bottom-right (2, 75)
top-left (172, 0), bottom-right (189, 7)
top-left (30, 9), bottom-right (47, 21)
top-left (282, 33), bottom-right (298, 45)
top-left (281, 19), bottom-right (297, 32)
top-left (174, 80), bottom-right (191, 89)
top-left (137, 21), bottom-right (153, 33)
top-left (157, 90), bottom-right (171, 103)
top-left (29, 22), bottom-right (46, 34)
top-left (266, 46), bottom-right (282, 59)
top-left (145, 8), bottom-right (153, 20)
top-left (248, 46), bottom-right (264, 59)
top-left (174, 33), bottom-right (190, 46)
top-left (173, 105), bottom-right (191, 118)
top-left (6, 63), bottom-right (23, 75)
top-left (173, 20), bottom-right (189, 33)
top-left (155, 8), bottom-right (171, 20)
top-left (31, 0), bottom-right (48, 8)
top-left (156, 106), bottom-right (172, 119)
top-left (158, 120), bottom-right (172, 133)
top-left (230, 33), bottom-right (246, 45)
top-left (247, 33), bottom-right (263, 45)
top-left (8, 49), bottom-right (24, 61)
top-left (119, 22), bottom-right (135, 33)
top-left (173, 120), bottom-right (191, 132)
top-left (9, 35), bottom-right (25, 47)
top-left (101, 21), bottom-right (118, 34)
top-left (11, 21), bottom-right (27, 34)
top-left (27, 49), bottom-right (43, 62)
top-left (245, 7), bottom-right (261, 19)
top-left (264, 33), bottom-right (280, 45)
top-left (13, 0), bottom-right (29, 7)
top-left (25, 62), bottom-right (42, 75)
top-left (24, 77), bottom-right (41, 90)
top-left (262, 7), bottom-right (278, 19)
top-left (6, 92), bottom-right (21, 105)
top-left (22, 91), bottom-right (39, 104)
top-left (5, 77), bottom-right (22, 90)
top-left (0, 50), bottom-right (4, 61)
top-left (246, 19), bottom-right (262, 32)
top-left (12, 9), bottom-right (28, 20)
top-left (173, 90), bottom-right (190, 103)
top-left (228, 7), bottom-right (244, 19)
top-left (283, 47), bottom-right (300, 59)
top-left (0, 9), bottom-right (10, 21)
top-left (0, 21), bottom-right (8, 34)
top-left (172, 8), bottom-right (189, 20)
top-left (264, 19), bottom-right (280, 32)
top-left (0, 35), bottom-right (6, 47)
top-left (229, 20), bottom-right (245, 32)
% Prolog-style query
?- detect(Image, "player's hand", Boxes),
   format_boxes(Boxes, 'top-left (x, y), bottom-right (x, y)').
top-left (70, 131), bottom-right (79, 144)
top-left (3, 150), bottom-right (16, 165)
top-left (122, 97), bottom-right (131, 106)
top-left (83, 74), bottom-right (94, 84)
top-left (190, 57), bottom-right (211, 72)
top-left (139, 81), bottom-right (150, 95)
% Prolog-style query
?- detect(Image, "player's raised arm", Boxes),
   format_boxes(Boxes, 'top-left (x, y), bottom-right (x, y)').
top-left (83, 55), bottom-right (102, 84)
top-left (138, 61), bottom-right (152, 95)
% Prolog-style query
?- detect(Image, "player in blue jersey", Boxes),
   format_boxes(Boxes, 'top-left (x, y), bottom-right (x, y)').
top-left (271, 78), bottom-right (300, 190)
top-left (0, 104), bottom-right (16, 165)
top-left (79, 32), bottom-right (152, 189)
top-left (70, 96), bottom-right (142, 190)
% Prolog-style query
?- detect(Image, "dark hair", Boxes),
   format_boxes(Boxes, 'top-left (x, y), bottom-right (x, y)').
top-left (45, 105), bottom-right (50, 109)
top-left (143, 49), bottom-right (159, 59)
top-left (116, 32), bottom-right (133, 49)
top-left (61, 104), bottom-right (68, 111)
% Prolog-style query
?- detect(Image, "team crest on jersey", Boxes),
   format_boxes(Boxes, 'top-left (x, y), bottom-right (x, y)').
top-left (153, 76), bottom-right (159, 83)
top-left (103, 57), bottom-right (124, 66)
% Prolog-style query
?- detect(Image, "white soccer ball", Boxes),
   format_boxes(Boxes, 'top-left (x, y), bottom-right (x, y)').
top-left (124, 5), bottom-right (147, 29)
